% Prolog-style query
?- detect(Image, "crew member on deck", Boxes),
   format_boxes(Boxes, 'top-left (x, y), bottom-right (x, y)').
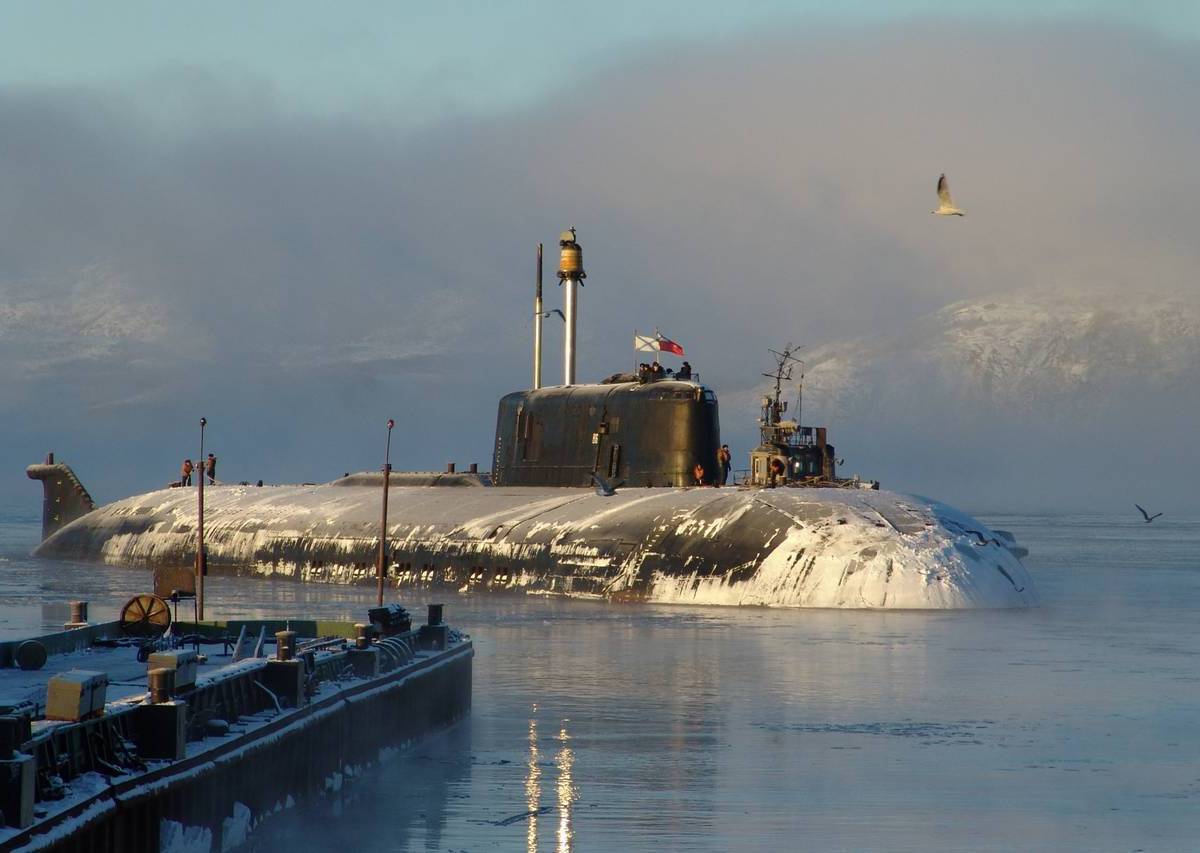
top-left (206, 453), bottom-right (217, 485)
top-left (677, 361), bottom-right (692, 380)
top-left (180, 459), bottom-right (193, 487)
top-left (693, 462), bottom-right (705, 486)
top-left (717, 445), bottom-right (732, 486)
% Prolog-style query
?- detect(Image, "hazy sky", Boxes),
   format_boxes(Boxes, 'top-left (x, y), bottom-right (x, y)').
top-left (2, 4), bottom-right (1198, 512)
top-left (4, 2), bottom-right (1198, 122)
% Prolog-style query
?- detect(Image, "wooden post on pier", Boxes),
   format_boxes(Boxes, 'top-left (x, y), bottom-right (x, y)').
top-left (376, 419), bottom-right (394, 608)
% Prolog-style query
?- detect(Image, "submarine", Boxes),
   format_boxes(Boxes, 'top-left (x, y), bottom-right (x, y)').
top-left (28, 230), bottom-right (1036, 609)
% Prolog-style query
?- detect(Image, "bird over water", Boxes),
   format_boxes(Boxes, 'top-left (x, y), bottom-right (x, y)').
top-left (1135, 504), bottom-right (1163, 523)
top-left (933, 173), bottom-right (965, 216)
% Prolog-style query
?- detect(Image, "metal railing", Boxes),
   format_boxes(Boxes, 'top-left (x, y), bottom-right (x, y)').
top-left (634, 370), bottom-right (700, 385)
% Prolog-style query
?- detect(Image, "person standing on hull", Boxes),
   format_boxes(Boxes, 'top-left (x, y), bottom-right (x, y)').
top-left (180, 459), bottom-right (193, 487)
top-left (693, 462), bottom-right (706, 486)
top-left (205, 453), bottom-right (217, 485)
top-left (717, 444), bottom-right (732, 486)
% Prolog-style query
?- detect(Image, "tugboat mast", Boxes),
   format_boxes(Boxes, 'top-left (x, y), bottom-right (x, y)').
top-left (748, 344), bottom-right (851, 488)
top-left (759, 345), bottom-right (804, 447)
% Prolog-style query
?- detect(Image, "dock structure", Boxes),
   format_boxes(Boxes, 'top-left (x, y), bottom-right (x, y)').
top-left (0, 601), bottom-right (472, 851)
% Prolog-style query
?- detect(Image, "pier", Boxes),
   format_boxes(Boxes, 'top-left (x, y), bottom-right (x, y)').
top-left (0, 601), bottom-right (472, 851)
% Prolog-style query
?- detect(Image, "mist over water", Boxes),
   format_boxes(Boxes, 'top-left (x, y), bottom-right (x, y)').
top-left (4, 511), bottom-right (1199, 850)
top-left (3, 22), bottom-right (1200, 513)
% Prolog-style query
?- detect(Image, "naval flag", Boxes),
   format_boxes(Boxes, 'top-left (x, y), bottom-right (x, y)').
top-left (634, 333), bottom-right (685, 357)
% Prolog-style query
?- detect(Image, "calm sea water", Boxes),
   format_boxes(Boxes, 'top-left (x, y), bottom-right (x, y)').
top-left (2, 511), bottom-right (1198, 852)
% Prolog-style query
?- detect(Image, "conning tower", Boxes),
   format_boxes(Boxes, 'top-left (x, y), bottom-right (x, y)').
top-left (498, 227), bottom-right (719, 487)
top-left (493, 380), bottom-right (719, 487)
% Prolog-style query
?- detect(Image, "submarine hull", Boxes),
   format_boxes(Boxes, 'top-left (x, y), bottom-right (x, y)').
top-left (33, 482), bottom-right (1036, 609)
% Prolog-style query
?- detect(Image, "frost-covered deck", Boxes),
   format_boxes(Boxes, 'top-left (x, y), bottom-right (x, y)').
top-left (0, 616), bottom-right (473, 850)
top-left (36, 483), bottom-right (1037, 609)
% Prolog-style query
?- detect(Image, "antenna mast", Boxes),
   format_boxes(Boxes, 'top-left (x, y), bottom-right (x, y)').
top-left (533, 243), bottom-right (543, 389)
top-left (759, 344), bottom-right (804, 446)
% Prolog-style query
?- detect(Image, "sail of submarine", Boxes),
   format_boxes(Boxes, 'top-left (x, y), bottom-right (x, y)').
top-left (28, 229), bottom-right (1036, 609)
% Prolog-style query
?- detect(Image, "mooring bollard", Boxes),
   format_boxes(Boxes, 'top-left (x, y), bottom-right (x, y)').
top-left (64, 600), bottom-right (89, 630)
top-left (266, 632), bottom-right (305, 707)
top-left (275, 630), bottom-right (297, 661)
top-left (348, 623), bottom-right (380, 677)
top-left (419, 604), bottom-right (449, 651)
top-left (134, 677), bottom-right (186, 760)
top-left (148, 668), bottom-right (175, 704)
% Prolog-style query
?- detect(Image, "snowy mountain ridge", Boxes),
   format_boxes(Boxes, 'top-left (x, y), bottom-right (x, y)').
top-left (0, 265), bottom-right (170, 378)
top-left (803, 289), bottom-right (1200, 416)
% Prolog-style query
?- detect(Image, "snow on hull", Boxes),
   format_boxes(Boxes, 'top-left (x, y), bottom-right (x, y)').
top-left (35, 484), bottom-right (1035, 610)
top-left (646, 494), bottom-right (1034, 608)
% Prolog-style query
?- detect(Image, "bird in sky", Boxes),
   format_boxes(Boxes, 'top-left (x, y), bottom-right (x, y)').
top-left (932, 173), bottom-right (965, 216)
top-left (1135, 504), bottom-right (1163, 523)
top-left (543, 309), bottom-right (565, 321)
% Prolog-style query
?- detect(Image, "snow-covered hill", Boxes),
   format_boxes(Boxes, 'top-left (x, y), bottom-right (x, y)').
top-left (803, 289), bottom-right (1200, 418)
top-left (0, 264), bottom-right (170, 379)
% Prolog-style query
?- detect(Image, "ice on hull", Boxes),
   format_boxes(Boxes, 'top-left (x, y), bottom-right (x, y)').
top-left (34, 484), bottom-right (1035, 610)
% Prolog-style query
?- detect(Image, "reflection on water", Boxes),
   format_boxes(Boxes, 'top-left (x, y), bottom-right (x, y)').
top-left (555, 722), bottom-right (576, 853)
top-left (522, 706), bottom-right (577, 853)
top-left (237, 721), bottom-right (472, 852)
top-left (526, 711), bottom-right (540, 852)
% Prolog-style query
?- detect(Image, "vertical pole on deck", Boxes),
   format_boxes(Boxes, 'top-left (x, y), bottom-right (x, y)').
top-left (533, 243), bottom-right (543, 390)
top-left (563, 278), bottom-right (577, 385)
top-left (376, 418), bottom-right (394, 608)
top-left (196, 416), bottom-right (206, 621)
top-left (557, 228), bottom-right (584, 387)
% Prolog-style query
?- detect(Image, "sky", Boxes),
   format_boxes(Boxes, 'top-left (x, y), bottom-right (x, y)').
top-left (4, 2), bottom-right (1199, 123)
top-left (1, 3), bottom-right (1198, 513)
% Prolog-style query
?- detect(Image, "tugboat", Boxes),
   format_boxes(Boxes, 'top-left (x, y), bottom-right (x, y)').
top-left (27, 230), bottom-right (1035, 609)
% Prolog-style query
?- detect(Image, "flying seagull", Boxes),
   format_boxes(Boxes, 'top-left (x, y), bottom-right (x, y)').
top-left (932, 173), bottom-right (965, 216)
top-left (543, 309), bottom-right (565, 321)
top-left (591, 472), bottom-right (622, 497)
top-left (1135, 504), bottom-right (1163, 524)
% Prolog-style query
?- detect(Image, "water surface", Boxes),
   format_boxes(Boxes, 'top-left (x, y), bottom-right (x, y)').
top-left (2, 512), bottom-right (1197, 851)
